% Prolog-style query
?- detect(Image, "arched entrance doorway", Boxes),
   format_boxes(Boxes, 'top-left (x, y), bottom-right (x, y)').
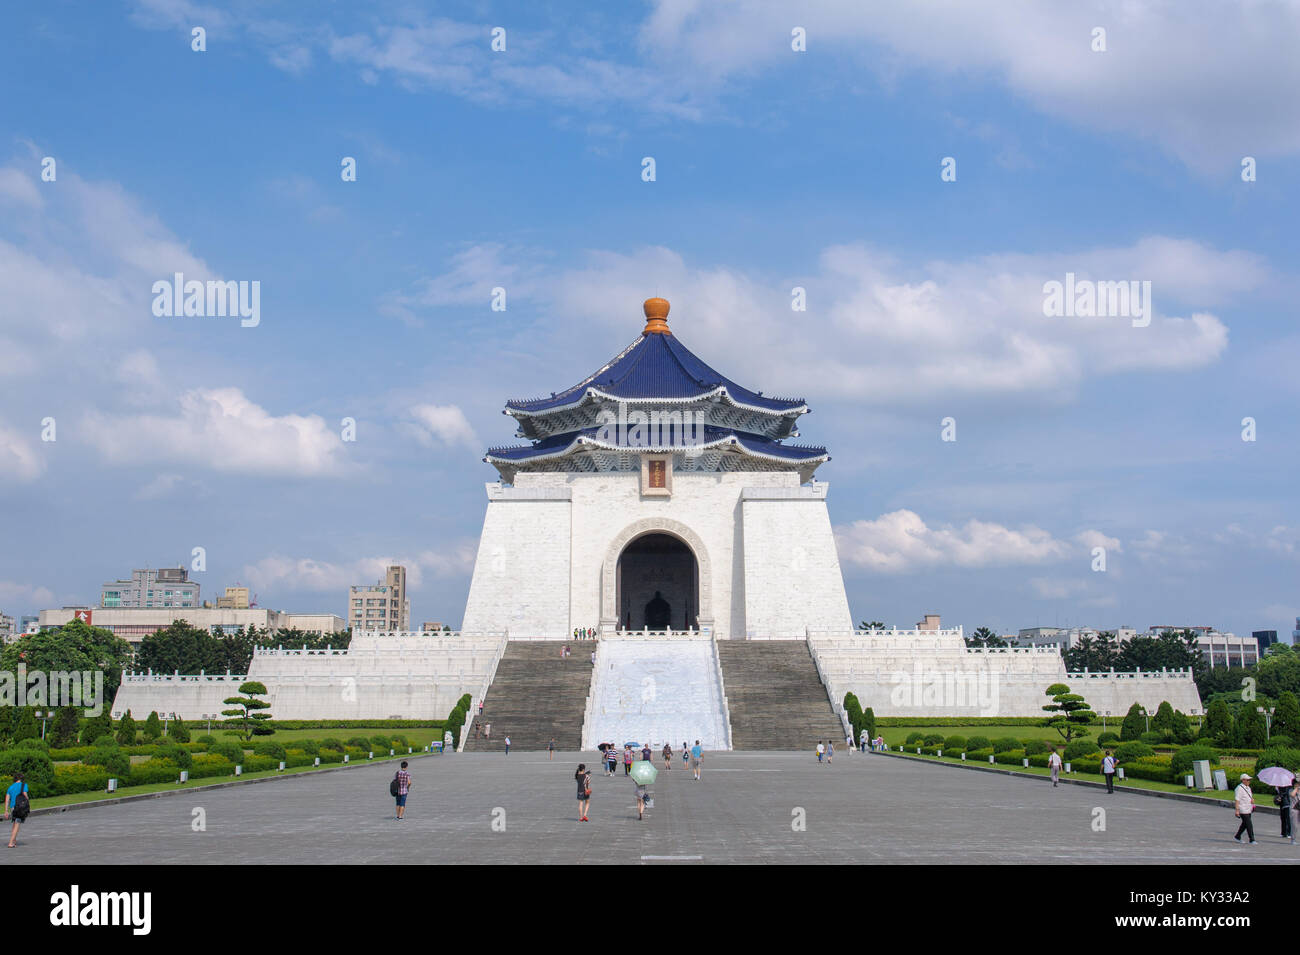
top-left (617, 533), bottom-right (698, 631)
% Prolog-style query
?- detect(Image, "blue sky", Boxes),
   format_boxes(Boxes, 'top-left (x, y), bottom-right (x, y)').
top-left (1, 0), bottom-right (1297, 638)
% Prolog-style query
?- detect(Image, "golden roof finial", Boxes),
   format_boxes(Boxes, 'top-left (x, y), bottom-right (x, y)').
top-left (642, 297), bottom-right (670, 335)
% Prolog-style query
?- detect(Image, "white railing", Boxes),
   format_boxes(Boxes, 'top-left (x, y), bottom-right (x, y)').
top-left (121, 670), bottom-right (248, 684)
top-left (460, 632), bottom-right (510, 752)
top-left (600, 628), bottom-right (710, 641)
top-left (351, 629), bottom-right (507, 639)
top-left (709, 637), bottom-right (734, 750)
top-left (807, 643), bottom-right (853, 739)
top-left (580, 640), bottom-right (607, 750)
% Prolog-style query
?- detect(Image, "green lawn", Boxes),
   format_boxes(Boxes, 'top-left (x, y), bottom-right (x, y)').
top-left (182, 726), bottom-right (449, 748)
top-left (31, 748), bottom-right (439, 811)
top-left (885, 749), bottom-right (1238, 804)
top-left (877, 724), bottom-right (1126, 746)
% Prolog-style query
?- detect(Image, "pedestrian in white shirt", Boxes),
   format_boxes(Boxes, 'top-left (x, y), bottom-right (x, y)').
top-left (1101, 750), bottom-right (1117, 793)
top-left (1048, 748), bottom-right (1062, 787)
top-left (1234, 773), bottom-right (1258, 845)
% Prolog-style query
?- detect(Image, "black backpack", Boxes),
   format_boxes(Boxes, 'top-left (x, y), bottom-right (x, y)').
top-left (12, 786), bottom-right (29, 820)
top-left (389, 774), bottom-right (401, 798)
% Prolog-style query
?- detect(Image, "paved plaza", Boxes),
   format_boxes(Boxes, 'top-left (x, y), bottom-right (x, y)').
top-left (3, 751), bottom-right (1295, 865)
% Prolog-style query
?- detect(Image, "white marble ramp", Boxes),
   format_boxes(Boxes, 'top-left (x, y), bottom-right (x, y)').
top-left (583, 639), bottom-right (730, 750)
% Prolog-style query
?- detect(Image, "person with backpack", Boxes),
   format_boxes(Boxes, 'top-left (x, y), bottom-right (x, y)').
top-left (1277, 783), bottom-right (1293, 840)
top-left (1101, 750), bottom-right (1117, 793)
top-left (391, 761), bottom-right (412, 819)
top-left (575, 763), bottom-right (592, 822)
top-left (662, 742), bottom-right (672, 769)
top-left (5, 771), bottom-right (30, 847)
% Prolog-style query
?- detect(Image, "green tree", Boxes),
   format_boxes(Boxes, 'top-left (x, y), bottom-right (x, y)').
top-left (858, 620), bottom-right (887, 631)
top-left (1065, 632), bottom-right (1122, 672)
top-left (51, 706), bottom-right (81, 748)
top-left (81, 709), bottom-right (112, 745)
top-left (117, 709), bottom-right (137, 745)
top-left (1274, 691), bottom-right (1300, 740)
top-left (1042, 683), bottom-right (1095, 743)
top-left (1170, 710), bottom-right (1194, 744)
top-left (169, 716), bottom-right (190, 743)
top-left (1199, 699), bottom-right (1233, 743)
top-left (1120, 702), bottom-right (1145, 741)
top-left (966, 626), bottom-right (1007, 648)
top-left (1152, 701), bottom-right (1176, 737)
top-left (13, 706), bottom-right (39, 742)
top-left (143, 710), bottom-right (163, 741)
top-left (221, 681), bottom-right (273, 740)
top-left (0, 706), bottom-right (13, 744)
top-left (0, 619), bottom-right (134, 701)
top-left (1233, 707), bottom-right (1267, 748)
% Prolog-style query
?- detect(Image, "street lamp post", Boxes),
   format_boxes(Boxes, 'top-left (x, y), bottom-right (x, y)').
top-left (1258, 705), bottom-right (1276, 741)
top-left (35, 710), bottom-right (49, 740)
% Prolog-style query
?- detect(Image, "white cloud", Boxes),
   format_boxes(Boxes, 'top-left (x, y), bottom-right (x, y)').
top-left (1075, 530), bottom-right (1121, 554)
top-left (0, 168), bottom-right (42, 209)
top-left (639, 0), bottom-right (1300, 170)
top-left (408, 404), bottom-right (479, 449)
top-left (0, 580), bottom-right (55, 608)
top-left (243, 544), bottom-right (477, 595)
top-left (82, 388), bottom-right (348, 477)
top-left (0, 421), bottom-right (44, 482)
top-left (537, 238), bottom-right (1250, 405)
top-left (834, 509), bottom-right (1077, 573)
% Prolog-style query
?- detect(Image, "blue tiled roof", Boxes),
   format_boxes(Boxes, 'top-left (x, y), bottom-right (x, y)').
top-left (485, 425), bottom-right (828, 464)
top-left (505, 331), bottom-right (807, 415)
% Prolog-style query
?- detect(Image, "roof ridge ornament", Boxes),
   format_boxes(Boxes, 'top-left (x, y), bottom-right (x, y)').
top-left (642, 297), bottom-right (670, 335)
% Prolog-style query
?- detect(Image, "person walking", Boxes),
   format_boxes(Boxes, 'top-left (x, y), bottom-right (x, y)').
top-left (4, 771), bottom-right (29, 848)
top-left (662, 742), bottom-right (672, 769)
top-left (504, 735), bottom-right (511, 755)
top-left (816, 741), bottom-right (825, 763)
top-left (623, 746), bottom-right (633, 776)
top-left (826, 740), bottom-right (834, 764)
top-left (641, 743), bottom-right (652, 763)
top-left (1279, 783), bottom-right (1294, 841)
top-left (634, 778), bottom-right (648, 821)
top-left (605, 746), bottom-right (618, 777)
top-left (1290, 780), bottom-right (1300, 846)
top-left (393, 761), bottom-right (412, 819)
top-left (1101, 750), bottom-right (1117, 793)
top-left (681, 742), bottom-right (689, 766)
top-left (575, 764), bottom-right (592, 822)
top-left (691, 740), bottom-right (703, 780)
top-left (859, 729), bottom-right (868, 753)
top-left (1048, 748), bottom-right (1062, 787)
top-left (846, 732), bottom-right (855, 756)
top-left (548, 737), bottom-right (556, 760)
top-left (1233, 773), bottom-right (1257, 844)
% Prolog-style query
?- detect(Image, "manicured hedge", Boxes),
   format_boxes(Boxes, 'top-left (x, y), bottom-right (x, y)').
top-left (127, 759), bottom-right (181, 786)
top-left (53, 764), bottom-right (110, 795)
top-left (1123, 756), bottom-right (1174, 783)
top-left (992, 737), bottom-right (1021, 753)
top-left (993, 749), bottom-right (1026, 766)
top-left (904, 732), bottom-right (926, 746)
top-left (49, 746), bottom-right (95, 762)
top-left (1170, 745), bottom-right (1219, 778)
top-left (1064, 739), bottom-right (1100, 762)
top-left (965, 748), bottom-right (993, 760)
top-left (1023, 739), bottom-right (1049, 756)
top-left (253, 740), bottom-right (287, 761)
top-left (0, 749), bottom-right (55, 797)
top-left (965, 736), bottom-right (991, 752)
top-left (943, 736), bottom-right (967, 751)
top-left (1114, 742), bottom-right (1156, 763)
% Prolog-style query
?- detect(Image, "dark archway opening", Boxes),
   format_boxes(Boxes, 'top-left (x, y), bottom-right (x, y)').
top-left (617, 533), bottom-right (698, 631)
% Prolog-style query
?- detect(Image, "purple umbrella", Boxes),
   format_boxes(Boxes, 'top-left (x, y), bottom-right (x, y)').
top-left (1257, 766), bottom-right (1295, 787)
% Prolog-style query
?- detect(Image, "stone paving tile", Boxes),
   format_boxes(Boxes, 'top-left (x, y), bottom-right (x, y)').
top-left (2, 751), bottom-right (1294, 865)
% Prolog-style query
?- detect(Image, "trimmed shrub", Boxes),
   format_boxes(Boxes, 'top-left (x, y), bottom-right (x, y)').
top-left (168, 718), bottom-right (191, 744)
top-left (295, 738), bottom-right (321, 755)
top-left (345, 736), bottom-right (372, 751)
top-left (1139, 730), bottom-right (1166, 745)
top-left (965, 735), bottom-right (992, 752)
top-left (919, 746), bottom-right (941, 756)
top-left (317, 749), bottom-right (344, 764)
top-left (370, 734), bottom-right (393, 751)
top-left (965, 748), bottom-right (993, 761)
top-left (342, 747), bottom-right (368, 761)
top-left (1096, 731), bottom-right (1120, 747)
top-left (143, 711), bottom-right (163, 741)
top-left (49, 746), bottom-right (94, 762)
top-left (943, 735), bottom-right (967, 752)
top-left (993, 749), bottom-right (1026, 766)
top-left (154, 741), bottom-right (193, 770)
top-left (1114, 741), bottom-right (1156, 763)
top-left (922, 733), bottom-right (945, 746)
top-left (1027, 753), bottom-right (1051, 768)
top-left (992, 737), bottom-right (1021, 753)
top-left (116, 711), bottom-right (137, 746)
top-left (1253, 747), bottom-right (1300, 778)
top-left (391, 735), bottom-right (410, 750)
top-left (253, 740), bottom-right (287, 761)
top-left (128, 759), bottom-right (181, 786)
top-left (84, 745), bottom-right (130, 778)
top-left (0, 748), bottom-right (55, 797)
top-left (904, 732), bottom-right (926, 746)
top-left (14, 737), bottom-right (49, 752)
top-left (1170, 745), bottom-right (1220, 779)
top-left (195, 735), bottom-right (217, 747)
top-left (285, 751), bottom-right (315, 768)
top-left (1023, 739), bottom-right (1049, 756)
top-left (54, 764), bottom-right (110, 795)
top-left (1267, 734), bottom-right (1294, 749)
top-left (1064, 739), bottom-right (1100, 762)
top-left (207, 741), bottom-right (246, 766)
top-left (242, 755), bottom-right (278, 773)
top-left (92, 734), bottom-right (118, 749)
top-left (189, 755), bottom-right (234, 779)
top-left (319, 737), bottom-right (344, 752)
top-left (1073, 757), bottom-right (1103, 774)
top-left (1122, 756), bottom-right (1174, 783)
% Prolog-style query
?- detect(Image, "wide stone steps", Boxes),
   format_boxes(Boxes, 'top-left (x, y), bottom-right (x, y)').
top-left (716, 641), bottom-right (845, 750)
top-left (463, 641), bottom-right (595, 752)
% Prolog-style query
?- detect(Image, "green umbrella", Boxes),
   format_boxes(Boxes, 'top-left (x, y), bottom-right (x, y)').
top-left (630, 760), bottom-right (658, 784)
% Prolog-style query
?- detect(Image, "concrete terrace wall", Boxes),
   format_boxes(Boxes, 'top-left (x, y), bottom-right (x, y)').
top-left (809, 631), bottom-right (1202, 718)
top-left (111, 633), bottom-right (507, 721)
